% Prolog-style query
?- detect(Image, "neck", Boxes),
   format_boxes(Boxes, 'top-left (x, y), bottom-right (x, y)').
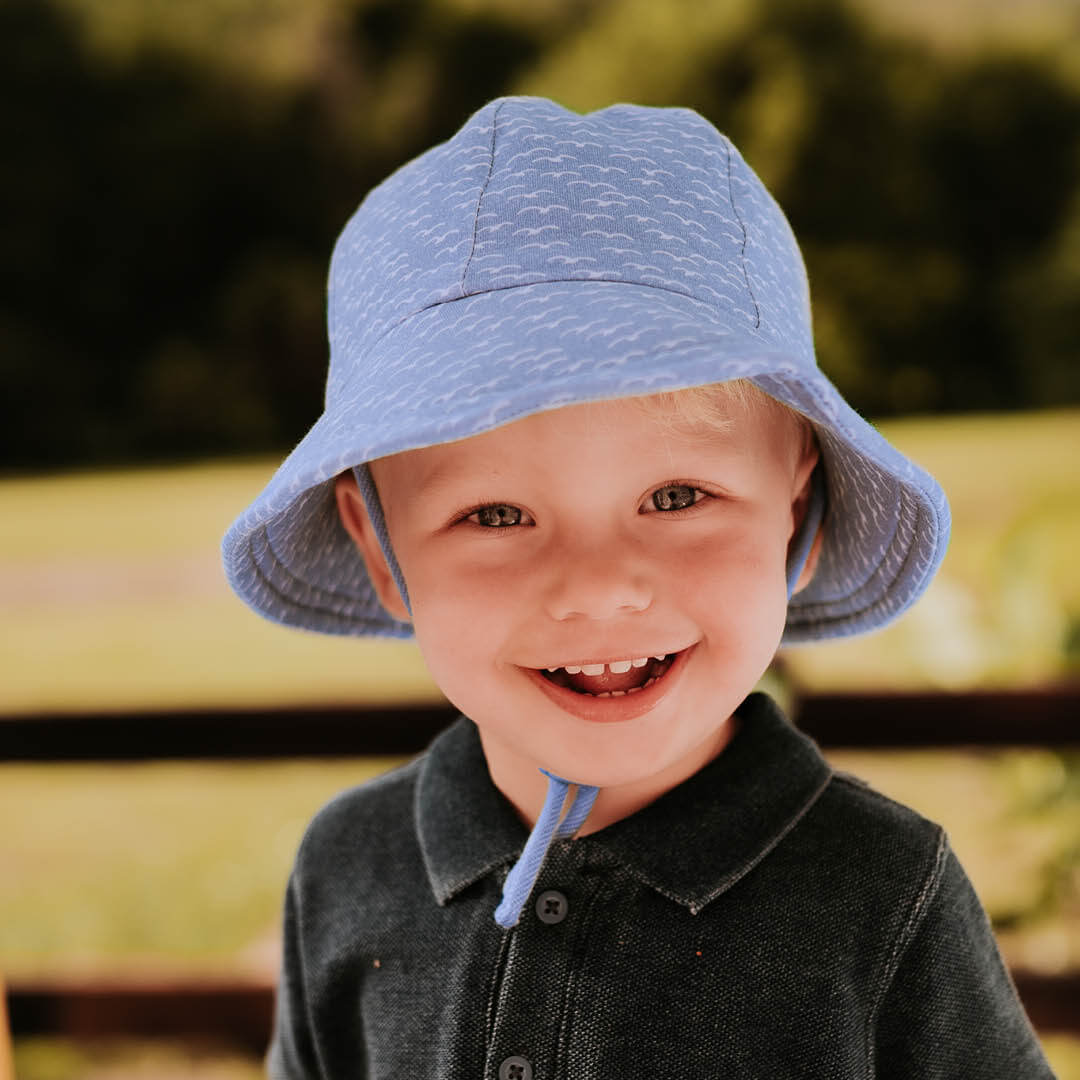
top-left (478, 713), bottom-right (739, 837)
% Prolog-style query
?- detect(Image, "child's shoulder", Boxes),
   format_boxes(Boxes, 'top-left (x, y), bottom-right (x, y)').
top-left (828, 768), bottom-right (940, 830)
top-left (293, 753), bottom-right (425, 873)
top-left (803, 766), bottom-right (949, 889)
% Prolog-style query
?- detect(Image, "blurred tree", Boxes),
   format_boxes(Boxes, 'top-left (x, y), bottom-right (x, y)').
top-left (1, 0), bottom-right (346, 465)
top-left (526, 0), bottom-right (1080, 416)
top-left (1, 0), bottom-right (1077, 471)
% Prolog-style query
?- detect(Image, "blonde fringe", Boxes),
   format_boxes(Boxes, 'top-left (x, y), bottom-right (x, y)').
top-left (627, 379), bottom-right (817, 458)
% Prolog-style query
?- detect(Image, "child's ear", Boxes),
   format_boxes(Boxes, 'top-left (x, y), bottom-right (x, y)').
top-left (334, 471), bottom-right (411, 623)
top-left (789, 448), bottom-right (823, 596)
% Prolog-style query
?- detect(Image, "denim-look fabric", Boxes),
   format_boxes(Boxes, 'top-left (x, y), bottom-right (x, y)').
top-left (268, 694), bottom-right (1054, 1079)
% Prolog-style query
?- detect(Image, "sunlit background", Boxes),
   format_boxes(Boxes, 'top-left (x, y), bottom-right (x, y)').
top-left (2, 0), bottom-right (1079, 1075)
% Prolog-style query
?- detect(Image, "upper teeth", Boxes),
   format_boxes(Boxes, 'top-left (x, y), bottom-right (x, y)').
top-left (546, 655), bottom-right (667, 675)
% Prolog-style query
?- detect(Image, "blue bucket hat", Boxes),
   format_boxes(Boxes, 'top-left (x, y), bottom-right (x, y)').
top-left (222, 95), bottom-right (948, 646)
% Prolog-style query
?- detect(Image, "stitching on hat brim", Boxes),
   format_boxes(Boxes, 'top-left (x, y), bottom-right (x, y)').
top-left (783, 482), bottom-right (941, 643)
top-left (246, 518), bottom-right (413, 638)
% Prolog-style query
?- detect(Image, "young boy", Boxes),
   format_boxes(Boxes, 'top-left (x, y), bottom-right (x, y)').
top-left (223, 97), bottom-right (1054, 1078)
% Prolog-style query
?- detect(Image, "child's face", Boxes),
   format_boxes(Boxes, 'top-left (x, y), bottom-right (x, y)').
top-left (339, 393), bottom-right (818, 822)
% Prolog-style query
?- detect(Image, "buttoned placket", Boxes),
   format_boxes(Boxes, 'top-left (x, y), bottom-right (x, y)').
top-left (486, 842), bottom-right (604, 1080)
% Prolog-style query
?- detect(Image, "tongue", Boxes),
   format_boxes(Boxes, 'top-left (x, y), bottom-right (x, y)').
top-left (564, 661), bottom-right (656, 695)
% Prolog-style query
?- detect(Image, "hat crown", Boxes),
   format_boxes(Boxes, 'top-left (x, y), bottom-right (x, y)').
top-left (327, 97), bottom-right (813, 407)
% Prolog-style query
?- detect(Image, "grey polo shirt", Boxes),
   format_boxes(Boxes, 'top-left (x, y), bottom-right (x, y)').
top-left (269, 692), bottom-right (1053, 1079)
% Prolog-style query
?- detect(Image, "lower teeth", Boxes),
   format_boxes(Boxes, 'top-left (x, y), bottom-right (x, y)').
top-left (591, 675), bottom-right (657, 699)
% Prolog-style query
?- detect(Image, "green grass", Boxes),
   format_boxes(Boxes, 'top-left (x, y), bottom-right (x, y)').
top-left (0, 458), bottom-right (443, 713)
top-left (13, 1038), bottom-right (265, 1080)
top-left (0, 756), bottom-right (407, 979)
top-left (2, 411), bottom-right (1077, 712)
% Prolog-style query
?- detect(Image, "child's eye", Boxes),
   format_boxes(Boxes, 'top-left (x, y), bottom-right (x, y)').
top-left (467, 504), bottom-right (528, 528)
top-left (647, 484), bottom-right (706, 512)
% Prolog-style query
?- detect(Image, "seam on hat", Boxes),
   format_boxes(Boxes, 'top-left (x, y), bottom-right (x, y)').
top-left (347, 275), bottom-right (734, 370)
top-left (723, 137), bottom-right (761, 331)
top-left (461, 99), bottom-right (504, 290)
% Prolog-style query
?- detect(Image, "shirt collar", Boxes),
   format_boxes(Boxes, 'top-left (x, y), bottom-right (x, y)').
top-left (416, 715), bottom-right (528, 906)
top-left (415, 692), bottom-right (832, 914)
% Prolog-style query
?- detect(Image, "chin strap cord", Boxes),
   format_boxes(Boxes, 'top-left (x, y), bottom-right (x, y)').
top-left (353, 464), bottom-right (412, 616)
top-left (494, 771), bottom-right (599, 928)
top-left (785, 465), bottom-right (827, 601)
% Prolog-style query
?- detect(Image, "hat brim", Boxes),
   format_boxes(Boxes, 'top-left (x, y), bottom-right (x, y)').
top-left (223, 280), bottom-right (949, 643)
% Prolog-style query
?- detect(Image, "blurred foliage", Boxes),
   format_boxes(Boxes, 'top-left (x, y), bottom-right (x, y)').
top-left (2, 0), bottom-right (1079, 470)
top-left (780, 410), bottom-right (1080, 691)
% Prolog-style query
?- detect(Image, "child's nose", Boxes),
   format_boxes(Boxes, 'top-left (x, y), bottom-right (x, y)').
top-left (543, 542), bottom-right (653, 621)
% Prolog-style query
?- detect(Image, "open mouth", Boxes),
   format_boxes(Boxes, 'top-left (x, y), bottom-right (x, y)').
top-left (538, 653), bottom-right (678, 697)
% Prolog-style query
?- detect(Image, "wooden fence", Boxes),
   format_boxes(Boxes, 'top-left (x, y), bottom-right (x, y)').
top-left (3, 686), bottom-right (1079, 1049)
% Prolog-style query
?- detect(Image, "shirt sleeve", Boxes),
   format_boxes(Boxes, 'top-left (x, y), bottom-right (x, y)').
top-left (267, 873), bottom-right (324, 1080)
top-left (873, 836), bottom-right (1056, 1079)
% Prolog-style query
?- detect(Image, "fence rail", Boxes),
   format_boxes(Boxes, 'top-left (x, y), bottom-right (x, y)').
top-left (5, 686), bottom-right (1079, 1044)
top-left (2, 686), bottom-right (1078, 760)
top-left (7, 971), bottom-right (1080, 1049)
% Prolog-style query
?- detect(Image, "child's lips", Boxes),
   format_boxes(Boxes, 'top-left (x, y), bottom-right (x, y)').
top-left (522, 644), bottom-right (696, 723)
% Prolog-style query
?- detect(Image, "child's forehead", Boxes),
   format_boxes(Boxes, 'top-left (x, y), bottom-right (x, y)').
top-left (373, 389), bottom-right (801, 486)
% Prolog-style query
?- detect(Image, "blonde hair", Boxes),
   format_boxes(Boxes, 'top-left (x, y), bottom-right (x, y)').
top-left (629, 379), bottom-right (817, 462)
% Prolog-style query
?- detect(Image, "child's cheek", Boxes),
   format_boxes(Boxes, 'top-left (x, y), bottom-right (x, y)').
top-left (683, 535), bottom-right (790, 638)
top-left (405, 566), bottom-right (514, 681)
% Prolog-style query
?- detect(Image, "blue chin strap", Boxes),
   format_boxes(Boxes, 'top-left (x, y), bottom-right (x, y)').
top-left (354, 465), bottom-right (412, 615)
top-left (353, 461), bottom-right (826, 929)
top-left (492, 772), bottom-right (600, 927)
top-left (785, 465), bottom-right (826, 599)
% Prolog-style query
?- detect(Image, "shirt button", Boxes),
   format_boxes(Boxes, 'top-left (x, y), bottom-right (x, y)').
top-left (535, 889), bottom-right (568, 924)
top-left (498, 1055), bottom-right (533, 1080)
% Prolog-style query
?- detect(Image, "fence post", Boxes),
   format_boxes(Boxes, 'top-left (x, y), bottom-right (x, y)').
top-left (0, 974), bottom-right (14, 1080)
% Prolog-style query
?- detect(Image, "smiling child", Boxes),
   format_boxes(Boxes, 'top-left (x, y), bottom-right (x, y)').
top-left (223, 97), bottom-right (1053, 1078)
